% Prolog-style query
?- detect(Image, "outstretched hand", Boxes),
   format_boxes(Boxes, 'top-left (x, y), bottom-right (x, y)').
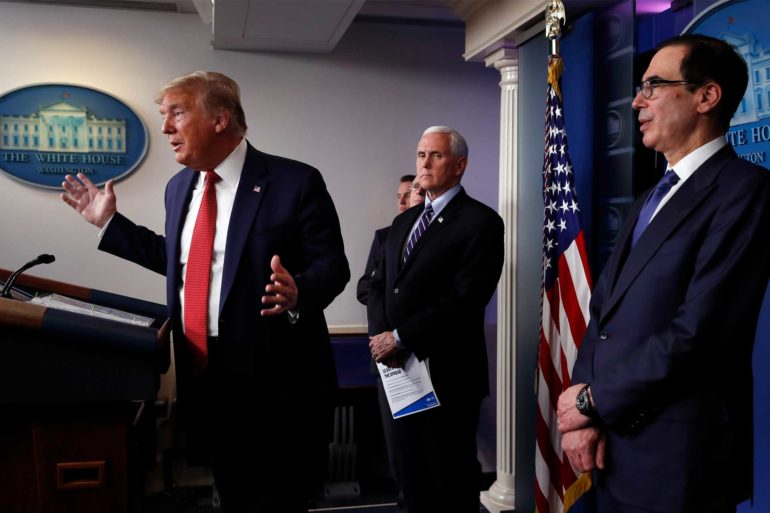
top-left (261, 255), bottom-right (298, 316)
top-left (60, 173), bottom-right (117, 228)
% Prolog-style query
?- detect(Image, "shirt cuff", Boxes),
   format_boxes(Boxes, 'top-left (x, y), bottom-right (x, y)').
top-left (97, 214), bottom-right (115, 239)
top-left (392, 329), bottom-right (405, 349)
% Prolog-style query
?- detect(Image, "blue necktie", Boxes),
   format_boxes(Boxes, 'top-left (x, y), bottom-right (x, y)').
top-left (403, 203), bottom-right (434, 263)
top-left (632, 169), bottom-right (680, 247)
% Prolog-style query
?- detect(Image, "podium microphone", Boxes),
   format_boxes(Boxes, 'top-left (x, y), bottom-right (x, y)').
top-left (1, 254), bottom-right (55, 298)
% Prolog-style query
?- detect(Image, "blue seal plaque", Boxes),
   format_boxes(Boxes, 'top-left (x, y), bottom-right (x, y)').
top-left (684, 0), bottom-right (770, 169)
top-left (0, 84), bottom-right (148, 189)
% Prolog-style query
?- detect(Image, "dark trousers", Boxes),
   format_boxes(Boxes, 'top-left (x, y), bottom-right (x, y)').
top-left (397, 397), bottom-right (482, 513)
top-left (377, 377), bottom-right (407, 510)
top-left (178, 342), bottom-right (332, 513)
top-left (596, 480), bottom-right (737, 513)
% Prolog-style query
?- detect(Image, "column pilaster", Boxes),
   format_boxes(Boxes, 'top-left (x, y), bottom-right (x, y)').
top-left (481, 46), bottom-right (518, 513)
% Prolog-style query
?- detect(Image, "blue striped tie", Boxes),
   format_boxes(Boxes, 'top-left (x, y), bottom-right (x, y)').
top-left (403, 203), bottom-right (434, 263)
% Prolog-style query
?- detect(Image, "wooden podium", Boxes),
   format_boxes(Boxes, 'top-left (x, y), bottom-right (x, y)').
top-left (0, 269), bottom-right (170, 513)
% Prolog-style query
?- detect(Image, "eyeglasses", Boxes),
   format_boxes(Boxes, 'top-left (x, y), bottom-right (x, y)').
top-left (409, 184), bottom-right (425, 195)
top-left (636, 78), bottom-right (693, 99)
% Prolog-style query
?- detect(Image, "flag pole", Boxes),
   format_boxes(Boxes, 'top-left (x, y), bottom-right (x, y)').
top-left (535, 2), bottom-right (595, 512)
top-left (545, 0), bottom-right (566, 56)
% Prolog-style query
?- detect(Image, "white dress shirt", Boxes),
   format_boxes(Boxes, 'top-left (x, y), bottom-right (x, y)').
top-left (403, 183), bottom-right (463, 253)
top-left (651, 135), bottom-right (727, 221)
top-left (178, 138), bottom-right (247, 336)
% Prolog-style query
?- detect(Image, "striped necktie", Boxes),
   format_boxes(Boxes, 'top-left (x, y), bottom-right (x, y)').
top-left (403, 203), bottom-right (434, 263)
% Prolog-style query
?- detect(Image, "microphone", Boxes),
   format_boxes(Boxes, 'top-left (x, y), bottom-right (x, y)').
top-left (1, 254), bottom-right (55, 298)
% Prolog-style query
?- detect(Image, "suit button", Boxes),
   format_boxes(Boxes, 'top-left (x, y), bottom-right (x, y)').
top-left (599, 331), bottom-right (608, 340)
top-left (394, 288), bottom-right (399, 294)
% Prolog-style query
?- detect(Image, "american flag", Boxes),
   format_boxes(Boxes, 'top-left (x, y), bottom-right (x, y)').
top-left (535, 55), bottom-right (594, 513)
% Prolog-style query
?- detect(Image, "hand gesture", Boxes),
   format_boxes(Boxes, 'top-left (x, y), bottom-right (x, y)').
top-left (261, 255), bottom-right (298, 316)
top-left (60, 173), bottom-right (117, 228)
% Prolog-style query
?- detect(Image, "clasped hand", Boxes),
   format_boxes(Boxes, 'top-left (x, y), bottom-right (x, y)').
top-left (557, 383), bottom-right (605, 473)
top-left (369, 331), bottom-right (403, 368)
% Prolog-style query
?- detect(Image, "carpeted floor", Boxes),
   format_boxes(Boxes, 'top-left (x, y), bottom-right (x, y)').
top-left (143, 485), bottom-right (403, 513)
top-left (143, 488), bottom-right (492, 512)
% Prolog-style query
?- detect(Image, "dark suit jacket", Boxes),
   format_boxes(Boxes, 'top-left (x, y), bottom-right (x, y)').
top-left (573, 146), bottom-right (770, 511)
top-left (99, 142), bottom-right (350, 409)
top-left (367, 188), bottom-right (504, 405)
top-left (356, 225), bottom-right (390, 305)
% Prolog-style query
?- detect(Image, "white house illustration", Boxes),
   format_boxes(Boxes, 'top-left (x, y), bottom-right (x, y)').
top-left (0, 102), bottom-right (126, 153)
top-left (723, 32), bottom-right (770, 126)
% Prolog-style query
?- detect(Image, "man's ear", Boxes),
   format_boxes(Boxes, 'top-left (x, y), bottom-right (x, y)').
top-left (213, 111), bottom-right (230, 134)
top-left (455, 156), bottom-right (468, 177)
top-left (697, 82), bottom-right (722, 115)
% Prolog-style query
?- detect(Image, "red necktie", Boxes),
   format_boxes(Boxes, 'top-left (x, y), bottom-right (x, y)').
top-left (184, 171), bottom-right (220, 368)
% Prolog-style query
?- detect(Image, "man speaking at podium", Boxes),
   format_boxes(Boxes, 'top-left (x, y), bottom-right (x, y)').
top-left (60, 71), bottom-right (350, 513)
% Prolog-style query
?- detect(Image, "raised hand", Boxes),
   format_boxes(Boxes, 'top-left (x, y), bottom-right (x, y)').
top-left (261, 255), bottom-right (298, 316)
top-left (60, 173), bottom-right (117, 228)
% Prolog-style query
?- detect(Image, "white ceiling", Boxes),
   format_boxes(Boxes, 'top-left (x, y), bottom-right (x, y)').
top-left (0, 0), bottom-right (466, 52)
top-left (0, 0), bottom-right (615, 53)
top-left (210, 0), bottom-right (467, 52)
top-left (212, 0), bottom-right (366, 52)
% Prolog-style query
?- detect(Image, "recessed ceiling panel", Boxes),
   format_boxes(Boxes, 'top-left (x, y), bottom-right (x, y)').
top-left (213, 0), bottom-right (364, 52)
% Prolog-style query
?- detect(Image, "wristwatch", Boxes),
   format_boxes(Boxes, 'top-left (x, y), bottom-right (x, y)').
top-left (576, 385), bottom-right (596, 418)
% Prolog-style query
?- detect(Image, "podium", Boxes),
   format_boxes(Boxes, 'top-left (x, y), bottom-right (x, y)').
top-left (0, 269), bottom-right (170, 513)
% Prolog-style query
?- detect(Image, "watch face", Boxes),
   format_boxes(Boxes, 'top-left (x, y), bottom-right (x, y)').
top-left (576, 388), bottom-right (589, 414)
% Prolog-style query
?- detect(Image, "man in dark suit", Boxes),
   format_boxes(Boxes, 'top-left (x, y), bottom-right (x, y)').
top-left (60, 71), bottom-right (349, 512)
top-left (557, 35), bottom-right (770, 513)
top-left (356, 174), bottom-right (414, 304)
top-left (356, 173), bottom-right (418, 511)
top-left (368, 126), bottom-right (504, 512)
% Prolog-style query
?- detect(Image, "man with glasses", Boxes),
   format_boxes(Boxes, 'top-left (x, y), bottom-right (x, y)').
top-left (557, 35), bottom-right (770, 513)
top-left (408, 175), bottom-right (426, 208)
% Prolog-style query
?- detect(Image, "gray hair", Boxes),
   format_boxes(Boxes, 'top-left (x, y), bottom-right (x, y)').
top-left (156, 71), bottom-right (248, 137)
top-left (422, 126), bottom-right (468, 159)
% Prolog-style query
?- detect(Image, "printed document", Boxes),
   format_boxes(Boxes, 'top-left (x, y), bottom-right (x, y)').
top-left (378, 353), bottom-right (440, 419)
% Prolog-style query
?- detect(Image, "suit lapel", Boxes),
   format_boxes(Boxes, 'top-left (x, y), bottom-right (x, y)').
top-left (390, 207), bottom-right (420, 277)
top-left (599, 146), bottom-right (731, 322)
top-left (603, 197), bottom-right (643, 300)
top-left (219, 143), bottom-right (267, 313)
top-left (167, 169), bottom-right (197, 285)
top-left (397, 190), bottom-right (465, 278)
